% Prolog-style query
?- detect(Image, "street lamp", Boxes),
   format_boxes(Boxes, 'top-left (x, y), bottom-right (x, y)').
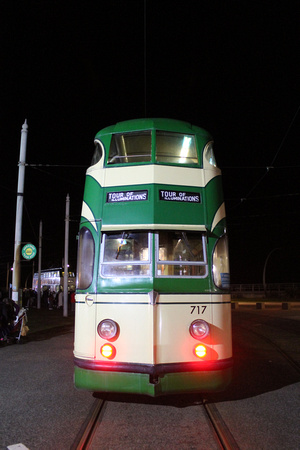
top-left (263, 248), bottom-right (280, 297)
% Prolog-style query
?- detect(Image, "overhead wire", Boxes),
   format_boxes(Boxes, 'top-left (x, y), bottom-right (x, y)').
top-left (28, 164), bottom-right (84, 186)
top-left (26, 164), bottom-right (86, 167)
top-left (222, 165), bottom-right (300, 169)
top-left (227, 105), bottom-right (299, 210)
top-left (270, 105), bottom-right (300, 166)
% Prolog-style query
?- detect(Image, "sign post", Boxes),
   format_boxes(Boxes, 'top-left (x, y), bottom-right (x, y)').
top-left (63, 194), bottom-right (70, 317)
top-left (37, 221), bottom-right (42, 309)
top-left (12, 120), bottom-right (28, 304)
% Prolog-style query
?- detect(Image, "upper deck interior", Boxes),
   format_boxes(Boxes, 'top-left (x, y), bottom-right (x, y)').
top-left (91, 118), bottom-right (218, 169)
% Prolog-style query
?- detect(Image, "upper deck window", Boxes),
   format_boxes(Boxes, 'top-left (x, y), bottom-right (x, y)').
top-left (107, 131), bottom-right (151, 164)
top-left (156, 132), bottom-right (198, 165)
top-left (106, 130), bottom-right (199, 166)
top-left (91, 141), bottom-right (103, 166)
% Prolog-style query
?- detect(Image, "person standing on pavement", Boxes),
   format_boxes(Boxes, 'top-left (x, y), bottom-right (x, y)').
top-left (48, 292), bottom-right (54, 310)
top-left (70, 290), bottom-right (75, 312)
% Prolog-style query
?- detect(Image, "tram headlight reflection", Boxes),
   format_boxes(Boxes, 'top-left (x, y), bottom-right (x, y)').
top-left (97, 319), bottom-right (119, 341)
top-left (189, 319), bottom-right (210, 340)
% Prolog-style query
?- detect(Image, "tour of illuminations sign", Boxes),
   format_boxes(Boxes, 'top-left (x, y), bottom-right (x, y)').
top-left (106, 189), bottom-right (201, 204)
top-left (159, 190), bottom-right (201, 203)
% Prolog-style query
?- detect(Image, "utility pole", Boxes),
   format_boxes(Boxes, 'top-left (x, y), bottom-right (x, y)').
top-left (12, 120), bottom-right (28, 304)
top-left (63, 194), bottom-right (70, 317)
top-left (37, 220), bottom-right (42, 309)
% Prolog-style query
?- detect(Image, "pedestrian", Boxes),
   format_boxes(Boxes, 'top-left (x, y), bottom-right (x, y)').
top-left (42, 288), bottom-right (49, 308)
top-left (70, 291), bottom-right (75, 312)
top-left (48, 292), bottom-right (54, 310)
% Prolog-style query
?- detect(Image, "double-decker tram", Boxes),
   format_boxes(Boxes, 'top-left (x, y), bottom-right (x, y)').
top-left (32, 268), bottom-right (76, 293)
top-left (74, 118), bottom-right (232, 396)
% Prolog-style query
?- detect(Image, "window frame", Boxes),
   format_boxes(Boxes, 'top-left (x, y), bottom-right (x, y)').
top-left (107, 131), bottom-right (152, 165)
top-left (212, 234), bottom-right (230, 289)
top-left (155, 231), bottom-right (208, 279)
top-left (155, 131), bottom-right (199, 165)
top-left (105, 130), bottom-right (200, 167)
top-left (76, 227), bottom-right (95, 290)
top-left (100, 231), bottom-right (152, 278)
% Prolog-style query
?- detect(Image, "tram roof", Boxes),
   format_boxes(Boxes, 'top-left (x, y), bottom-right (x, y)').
top-left (95, 118), bottom-right (212, 139)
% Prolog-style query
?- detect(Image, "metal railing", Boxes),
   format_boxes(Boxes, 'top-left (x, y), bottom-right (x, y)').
top-left (230, 283), bottom-right (300, 298)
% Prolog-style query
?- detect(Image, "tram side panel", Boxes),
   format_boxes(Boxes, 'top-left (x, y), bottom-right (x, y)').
top-left (210, 297), bottom-right (232, 360)
top-left (74, 300), bottom-right (96, 359)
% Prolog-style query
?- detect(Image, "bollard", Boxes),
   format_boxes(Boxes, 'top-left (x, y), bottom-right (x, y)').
top-left (256, 302), bottom-right (265, 310)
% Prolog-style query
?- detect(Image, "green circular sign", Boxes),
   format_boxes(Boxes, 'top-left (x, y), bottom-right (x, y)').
top-left (22, 243), bottom-right (37, 260)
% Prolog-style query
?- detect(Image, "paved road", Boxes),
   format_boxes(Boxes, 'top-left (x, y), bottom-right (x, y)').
top-left (0, 331), bottom-right (94, 450)
top-left (209, 309), bottom-right (300, 449)
top-left (0, 307), bottom-right (299, 449)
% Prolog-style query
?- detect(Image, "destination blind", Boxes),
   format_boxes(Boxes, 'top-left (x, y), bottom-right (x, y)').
top-left (159, 190), bottom-right (201, 203)
top-left (106, 190), bottom-right (148, 203)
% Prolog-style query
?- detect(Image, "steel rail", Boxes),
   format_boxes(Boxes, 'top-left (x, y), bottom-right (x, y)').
top-left (203, 400), bottom-right (240, 450)
top-left (71, 395), bottom-right (240, 449)
top-left (71, 398), bottom-right (106, 450)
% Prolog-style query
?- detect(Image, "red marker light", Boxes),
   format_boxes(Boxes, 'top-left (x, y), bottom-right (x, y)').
top-left (100, 344), bottom-right (116, 359)
top-left (194, 344), bottom-right (207, 358)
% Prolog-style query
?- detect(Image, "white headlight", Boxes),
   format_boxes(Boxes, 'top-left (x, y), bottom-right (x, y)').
top-left (97, 319), bottom-right (119, 340)
top-left (189, 319), bottom-right (209, 340)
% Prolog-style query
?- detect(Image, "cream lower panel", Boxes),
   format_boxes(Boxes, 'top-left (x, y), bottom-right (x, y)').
top-left (74, 293), bottom-right (232, 364)
top-left (74, 293), bottom-right (154, 363)
top-left (74, 296), bottom-right (97, 358)
top-left (155, 294), bottom-right (213, 364)
top-left (155, 294), bottom-right (231, 364)
top-left (95, 294), bottom-right (154, 364)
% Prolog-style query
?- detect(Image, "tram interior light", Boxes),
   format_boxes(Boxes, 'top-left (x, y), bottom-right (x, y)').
top-left (180, 136), bottom-right (192, 157)
top-left (179, 136), bottom-right (192, 163)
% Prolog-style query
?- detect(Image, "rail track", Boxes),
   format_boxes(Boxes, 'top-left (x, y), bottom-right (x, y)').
top-left (71, 398), bottom-right (106, 449)
top-left (241, 325), bottom-right (300, 375)
top-left (71, 395), bottom-right (239, 450)
top-left (203, 400), bottom-right (240, 450)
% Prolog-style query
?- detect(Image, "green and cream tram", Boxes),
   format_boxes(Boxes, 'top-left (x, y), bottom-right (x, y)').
top-left (74, 118), bottom-right (232, 396)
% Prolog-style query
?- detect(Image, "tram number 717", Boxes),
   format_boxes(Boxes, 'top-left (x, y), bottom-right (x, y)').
top-left (190, 305), bottom-right (207, 314)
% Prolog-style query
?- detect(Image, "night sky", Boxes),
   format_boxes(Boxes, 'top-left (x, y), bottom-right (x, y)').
top-left (1, 1), bottom-right (299, 289)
